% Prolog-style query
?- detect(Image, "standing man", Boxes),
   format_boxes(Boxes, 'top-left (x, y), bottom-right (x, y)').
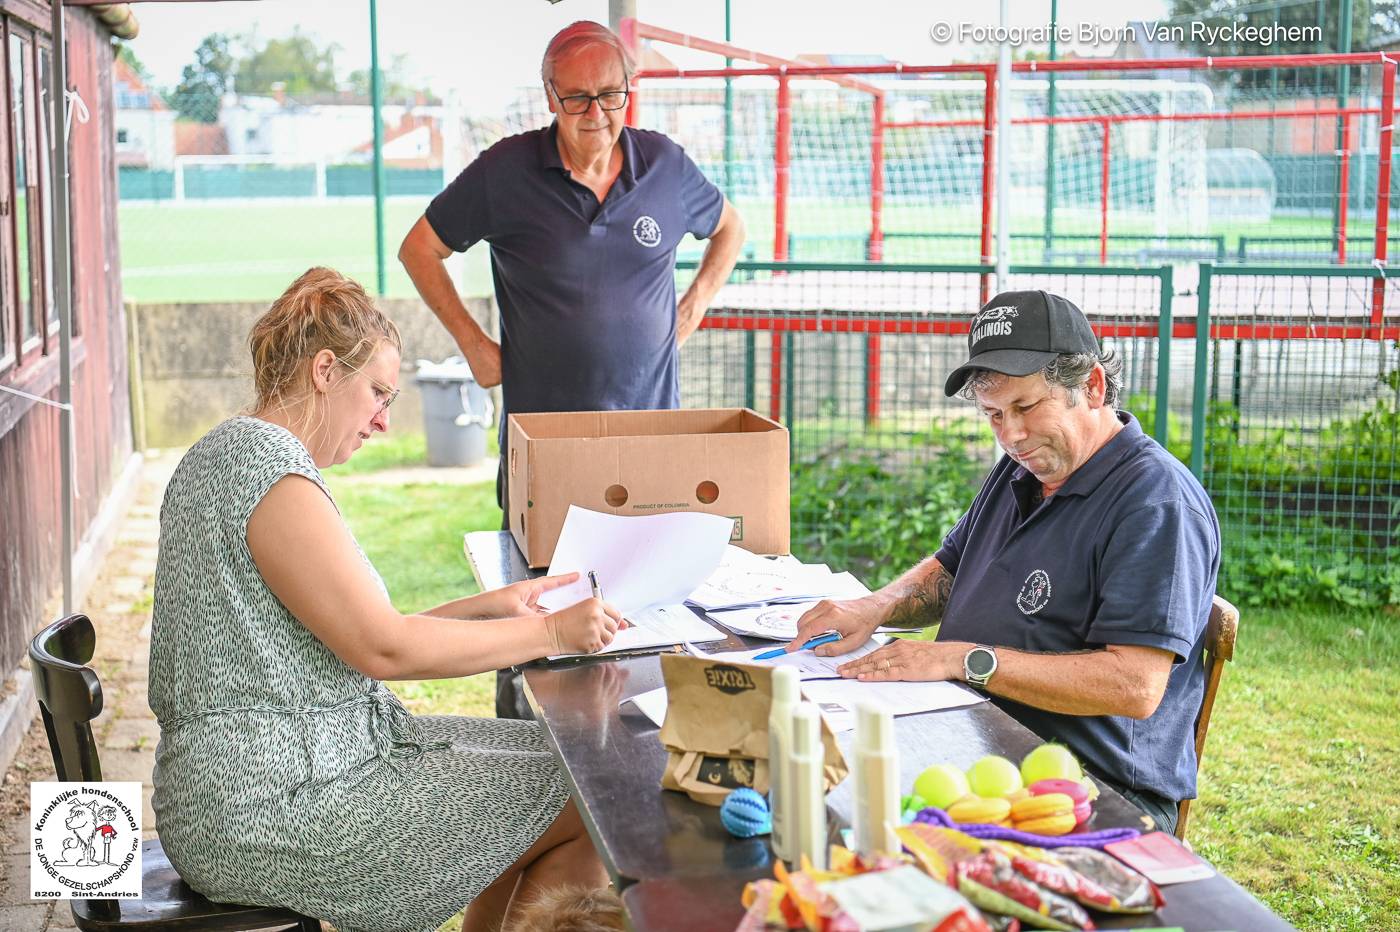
top-left (791, 292), bottom-right (1220, 833)
top-left (400, 21), bottom-right (745, 718)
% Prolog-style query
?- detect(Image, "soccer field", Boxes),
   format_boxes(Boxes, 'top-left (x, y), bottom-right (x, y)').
top-left (117, 197), bottom-right (1374, 304)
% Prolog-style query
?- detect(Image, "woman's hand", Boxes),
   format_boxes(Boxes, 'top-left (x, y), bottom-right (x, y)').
top-left (475, 572), bottom-right (580, 617)
top-left (544, 598), bottom-right (624, 655)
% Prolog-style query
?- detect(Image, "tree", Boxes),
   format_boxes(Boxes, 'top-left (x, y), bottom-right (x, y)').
top-left (166, 33), bottom-right (234, 123)
top-left (115, 42), bottom-right (151, 83)
top-left (1165, 0), bottom-right (1400, 91)
top-left (236, 28), bottom-right (339, 96)
top-left (346, 53), bottom-right (436, 103)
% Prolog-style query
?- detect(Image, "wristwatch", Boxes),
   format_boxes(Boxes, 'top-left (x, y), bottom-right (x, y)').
top-left (963, 645), bottom-right (998, 689)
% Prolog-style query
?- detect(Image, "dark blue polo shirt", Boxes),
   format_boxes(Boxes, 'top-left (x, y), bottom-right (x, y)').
top-left (425, 123), bottom-right (725, 446)
top-left (934, 412), bottom-right (1220, 802)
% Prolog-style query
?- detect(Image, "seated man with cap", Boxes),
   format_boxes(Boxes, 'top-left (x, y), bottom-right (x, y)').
top-left (791, 290), bottom-right (1220, 833)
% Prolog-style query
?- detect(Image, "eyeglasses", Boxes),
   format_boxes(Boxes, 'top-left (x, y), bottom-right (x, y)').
top-left (337, 357), bottom-right (400, 414)
top-left (549, 79), bottom-right (629, 115)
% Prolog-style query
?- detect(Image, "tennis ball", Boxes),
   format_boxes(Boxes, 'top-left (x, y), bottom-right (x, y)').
top-left (913, 763), bottom-right (971, 810)
top-left (966, 755), bottom-right (1023, 798)
top-left (1020, 743), bottom-right (1083, 785)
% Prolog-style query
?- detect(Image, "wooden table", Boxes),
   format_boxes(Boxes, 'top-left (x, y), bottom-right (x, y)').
top-left (465, 531), bottom-right (1294, 931)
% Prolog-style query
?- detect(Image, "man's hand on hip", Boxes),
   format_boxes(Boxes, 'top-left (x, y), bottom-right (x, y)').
top-left (464, 339), bottom-right (503, 389)
top-left (790, 596), bottom-right (883, 656)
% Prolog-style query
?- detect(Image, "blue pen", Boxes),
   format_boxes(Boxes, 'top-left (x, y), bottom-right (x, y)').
top-left (752, 631), bottom-right (841, 661)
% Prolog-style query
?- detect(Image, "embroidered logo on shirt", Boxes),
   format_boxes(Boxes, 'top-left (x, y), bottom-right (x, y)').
top-left (970, 305), bottom-right (1019, 345)
top-left (633, 215), bottom-right (662, 247)
top-left (1016, 569), bottom-right (1052, 615)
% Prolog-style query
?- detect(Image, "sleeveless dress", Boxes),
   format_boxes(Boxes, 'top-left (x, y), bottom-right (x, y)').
top-left (148, 417), bottom-right (568, 932)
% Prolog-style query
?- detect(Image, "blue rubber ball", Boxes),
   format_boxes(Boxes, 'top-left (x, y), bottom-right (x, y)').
top-left (720, 787), bottom-right (772, 838)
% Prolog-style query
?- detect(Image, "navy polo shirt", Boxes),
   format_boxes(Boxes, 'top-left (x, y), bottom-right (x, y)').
top-left (425, 123), bottom-right (725, 445)
top-left (934, 412), bottom-right (1220, 802)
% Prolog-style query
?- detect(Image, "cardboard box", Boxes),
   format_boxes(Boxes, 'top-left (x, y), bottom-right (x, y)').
top-left (507, 408), bottom-right (790, 568)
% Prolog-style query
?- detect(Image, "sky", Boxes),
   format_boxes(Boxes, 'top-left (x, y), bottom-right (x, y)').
top-left (127, 0), bottom-right (1173, 110)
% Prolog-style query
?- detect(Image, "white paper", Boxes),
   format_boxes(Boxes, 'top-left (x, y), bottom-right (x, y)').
top-left (800, 679), bottom-right (986, 732)
top-left (547, 603), bottom-right (728, 660)
top-left (708, 579), bottom-right (874, 640)
top-left (688, 546), bottom-right (871, 611)
top-left (621, 686), bottom-right (668, 727)
top-left (537, 506), bottom-right (734, 616)
top-left (692, 635), bottom-right (888, 680)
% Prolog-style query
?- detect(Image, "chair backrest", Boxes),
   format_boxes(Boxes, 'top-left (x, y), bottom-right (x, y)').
top-left (1176, 593), bottom-right (1239, 840)
top-left (29, 613), bottom-right (105, 783)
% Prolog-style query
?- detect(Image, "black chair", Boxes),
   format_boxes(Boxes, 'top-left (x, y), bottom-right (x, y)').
top-left (29, 613), bottom-right (319, 932)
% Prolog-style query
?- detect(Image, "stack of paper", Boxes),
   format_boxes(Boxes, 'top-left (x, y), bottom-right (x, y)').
top-left (535, 506), bottom-right (734, 659)
top-left (687, 545), bottom-right (873, 612)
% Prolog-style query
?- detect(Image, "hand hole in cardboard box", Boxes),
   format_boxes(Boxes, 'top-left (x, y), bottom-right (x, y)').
top-left (604, 484), bottom-right (629, 507)
top-left (696, 480), bottom-right (720, 504)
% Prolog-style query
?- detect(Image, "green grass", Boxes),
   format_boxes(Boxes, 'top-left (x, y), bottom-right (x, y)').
top-left (326, 475), bottom-right (504, 719)
top-left (322, 431), bottom-right (433, 475)
top-left (1187, 606), bottom-right (1400, 931)
top-left (118, 196), bottom-right (1379, 304)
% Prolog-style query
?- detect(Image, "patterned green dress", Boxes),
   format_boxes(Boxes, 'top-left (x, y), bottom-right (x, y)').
top-left (149, 417), bottom-right (568, 932)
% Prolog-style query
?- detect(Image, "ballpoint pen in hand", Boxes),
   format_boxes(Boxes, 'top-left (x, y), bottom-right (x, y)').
top-left (586, 570), bottom-right (628, 629)
top-left (752, 630), bottom-right (841, 661)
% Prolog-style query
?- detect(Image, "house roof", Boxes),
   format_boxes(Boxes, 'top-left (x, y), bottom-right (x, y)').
top-left (114, 54), bottom-right (165, 109)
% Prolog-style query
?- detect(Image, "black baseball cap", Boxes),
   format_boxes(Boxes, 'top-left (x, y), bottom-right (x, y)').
top-left (943, 290), bottom-right (1100, 397)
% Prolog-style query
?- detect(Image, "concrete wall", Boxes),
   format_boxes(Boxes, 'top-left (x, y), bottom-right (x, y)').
top-left (128, 296), bottom-right (496, 449)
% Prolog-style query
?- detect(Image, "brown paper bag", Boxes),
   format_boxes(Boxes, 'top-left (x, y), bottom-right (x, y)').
top-left (658, 653), bottom-right (848, 806)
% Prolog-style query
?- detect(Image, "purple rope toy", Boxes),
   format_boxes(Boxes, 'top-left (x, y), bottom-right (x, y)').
top-left (912, 807), bottom-right (1140, 850)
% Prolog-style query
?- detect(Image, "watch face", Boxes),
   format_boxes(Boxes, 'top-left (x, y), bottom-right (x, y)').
top-left (967, 649), bottom-right (996, 676)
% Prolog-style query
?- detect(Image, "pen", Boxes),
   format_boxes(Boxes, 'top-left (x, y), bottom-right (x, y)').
top-left (752, 630), bottom-right (841, 661)
top-left (586, 570), bottom-right (627, 629)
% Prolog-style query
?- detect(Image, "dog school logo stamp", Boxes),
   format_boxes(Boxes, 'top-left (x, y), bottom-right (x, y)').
top-left (632, 215), bottom-right (662, 247)
top-left (1017, 569), bottom-right (1053, 616)
top-left (31, 782), bottom-right (142, 899)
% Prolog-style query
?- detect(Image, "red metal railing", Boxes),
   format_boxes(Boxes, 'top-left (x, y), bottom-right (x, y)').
top-left (618, 25), bottom-right (1400, 420)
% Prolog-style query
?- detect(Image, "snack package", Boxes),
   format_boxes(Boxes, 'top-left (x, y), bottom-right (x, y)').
top-left (955, 848), bottom-right (1095, 931)
top-left (1051, 847), bottom-right (1165, 913)
top-left (896, 822), bottom-right (985, 884)
top-left (822, 865), bottom-right (993, 932)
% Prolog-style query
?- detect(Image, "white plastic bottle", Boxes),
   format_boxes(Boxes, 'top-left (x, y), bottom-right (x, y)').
top-left (790, 702), bottom-right (828, 870)
top-left (767, 666), bottom-right (801, 863)
top-left (852, 701), bottom-right (900, 857)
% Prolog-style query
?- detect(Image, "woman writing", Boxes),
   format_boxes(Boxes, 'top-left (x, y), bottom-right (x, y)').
top-left (149, 267), bottom-right (618, 931)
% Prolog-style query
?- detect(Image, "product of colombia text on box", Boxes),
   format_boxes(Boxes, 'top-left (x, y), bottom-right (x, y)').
top-left (507, 408), bottom-right (790, 568)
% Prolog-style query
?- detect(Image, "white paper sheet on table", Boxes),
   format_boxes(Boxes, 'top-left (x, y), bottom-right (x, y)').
top-left (621, 676), bottom-right (986, 733)
top-left (536, 506), bottom-right (734, 616)
top-left (687, 545), bottom-right (871, 611)
top-left (622, 685), bottom-right (670, 727)
top-left (706, 584), bottom-right (875, 641)
top-left (546, 603), bottom-right (726, 660)
top-left (690, 635), bottom-right (888, 679)
top-left (800, 679), bottom-right (986, 732)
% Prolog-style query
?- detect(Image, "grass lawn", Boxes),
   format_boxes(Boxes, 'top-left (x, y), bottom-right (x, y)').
top-left (118, 196), bottom-right (1383, 303)
top-left (324, 474), bottom-right (503, 718)
top-left (329, 467), bottom-right (1398, 930)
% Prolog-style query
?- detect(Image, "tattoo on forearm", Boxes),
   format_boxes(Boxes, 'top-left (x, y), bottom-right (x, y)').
top-left (885, 566), bottom-right (954, 628)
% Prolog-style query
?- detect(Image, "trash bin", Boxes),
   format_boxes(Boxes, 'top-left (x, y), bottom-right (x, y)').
top-left (414, 357), bottom-right (494, 467)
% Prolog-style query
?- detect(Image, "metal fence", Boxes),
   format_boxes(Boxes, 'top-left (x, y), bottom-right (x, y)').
top-left (677, 259), bottom-right (1399, 604)
top-left (1192, 264), bottom-right (1400, 605)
